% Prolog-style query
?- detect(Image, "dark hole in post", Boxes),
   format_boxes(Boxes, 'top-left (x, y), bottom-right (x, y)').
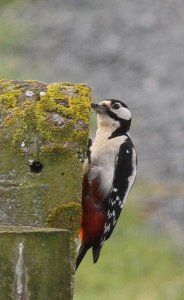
top-left (28, 160), bottom-right (43, 173)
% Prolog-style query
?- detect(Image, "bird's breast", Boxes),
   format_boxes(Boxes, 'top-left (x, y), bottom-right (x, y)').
top-left (88, 135), bottom-right (127, 196)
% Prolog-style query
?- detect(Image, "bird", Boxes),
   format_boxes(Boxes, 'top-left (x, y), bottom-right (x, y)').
top-left (76, 99), bottom-right (137, 270)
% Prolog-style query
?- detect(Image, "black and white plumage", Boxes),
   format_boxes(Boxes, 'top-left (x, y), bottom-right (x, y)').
top-left (76, 99), bottom-right (137, 270)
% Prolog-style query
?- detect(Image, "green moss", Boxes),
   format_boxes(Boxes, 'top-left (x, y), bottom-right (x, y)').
top-left (0, 229), bottom-right (72, 300)
top-left (47, 201), bottom-right (82, 265)
top-left (36, 82), bottom-right (91, 148)
top-left (47, 202), bottom-right (81, 237)
top-left (0, 255), bottom-right (14, 300)
top-left (0, 84), bottom-right (20, 111)
top-left (0, 95), bottom-right (17, 110)
top-left (39, 143), bottom-right (69, 159)
top-left (0, 79), bottom-right (91, 159)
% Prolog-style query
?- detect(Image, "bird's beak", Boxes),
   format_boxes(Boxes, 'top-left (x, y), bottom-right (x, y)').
top-left (91, 103), bottom-right (106, 114)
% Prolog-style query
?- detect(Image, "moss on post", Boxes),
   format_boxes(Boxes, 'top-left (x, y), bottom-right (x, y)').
top-left (0, 79), bottom-right (91, 299)
top-left (0, 79), bottom-right (91, 226)
top-left (47, 202), bottom-right (81, 237)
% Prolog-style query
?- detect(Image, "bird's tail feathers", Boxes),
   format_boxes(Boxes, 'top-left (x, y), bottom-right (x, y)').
top-left (92, 245), bottom-right (102, 264)
top-left (76, 244), bottom-right (90, 271)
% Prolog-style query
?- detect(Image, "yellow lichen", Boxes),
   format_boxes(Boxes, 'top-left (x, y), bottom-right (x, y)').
top-left (0, 85), bottom-right (20, 111)
top-left (0, 79), bottom-right (91, 159)
top-left (47, 202), bottom-right (81, 236)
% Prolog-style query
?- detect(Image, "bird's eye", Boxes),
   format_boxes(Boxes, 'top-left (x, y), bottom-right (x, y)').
top-left (112, 103), bottom-right (121, 109)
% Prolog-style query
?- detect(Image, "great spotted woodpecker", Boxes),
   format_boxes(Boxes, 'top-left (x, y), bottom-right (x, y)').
top-left (76, 99), bottom-right (137, 270)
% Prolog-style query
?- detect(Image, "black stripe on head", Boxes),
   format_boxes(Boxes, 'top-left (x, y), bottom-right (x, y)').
top-left (106, 99), bottom-right (128, 109)
top-left (102, 99), bottom-right (129, 121)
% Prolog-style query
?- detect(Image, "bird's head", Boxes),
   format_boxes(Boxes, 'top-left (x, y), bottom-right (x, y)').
top-left (91, 99), bottom-right (132, 136)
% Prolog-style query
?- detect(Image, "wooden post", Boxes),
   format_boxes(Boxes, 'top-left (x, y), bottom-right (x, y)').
top-left (0, 79), bottom-right (91, 226)
top-left (0, 79), bottom-right (91, 299)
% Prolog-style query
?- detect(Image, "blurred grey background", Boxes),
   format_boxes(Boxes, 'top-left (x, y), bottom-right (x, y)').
top-left (1, 0), bottom-right (184, 184)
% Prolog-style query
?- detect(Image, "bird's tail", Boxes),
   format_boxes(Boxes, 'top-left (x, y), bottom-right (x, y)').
top-left (76, 244), bottom-right (90, 271)
top-left (92, 245), bottom-right (102, 264)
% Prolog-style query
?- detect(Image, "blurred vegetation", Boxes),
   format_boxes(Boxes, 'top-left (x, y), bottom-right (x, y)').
top-left (74, 182), bottom-right (184, 300)
top-left (0, 0), bottom-right (36, 80)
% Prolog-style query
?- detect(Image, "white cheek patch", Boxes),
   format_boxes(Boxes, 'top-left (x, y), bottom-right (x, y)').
top-left (97, 100), bottom-right (131, 124)
top-left (117, 107), bottom-right (131, 120)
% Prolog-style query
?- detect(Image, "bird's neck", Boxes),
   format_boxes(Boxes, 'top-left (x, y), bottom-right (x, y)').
top-left (97, 115), bottom-right (131, 139)
top-left (95, 127), bottom-right (129, 142)
top-left (108, 120), bottom-right (131, 139)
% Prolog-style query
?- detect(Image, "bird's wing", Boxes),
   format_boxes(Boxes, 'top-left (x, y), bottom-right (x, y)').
top-left (100, 138), bottom-right (137, 246)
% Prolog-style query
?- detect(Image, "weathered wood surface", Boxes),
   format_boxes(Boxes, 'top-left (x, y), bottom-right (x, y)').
top-left (0, 79), bottom-right (91, 226)
top-left (0, 79), bottom-right (91, 299)
top-left (0, 226), bottom-right (71, 300)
